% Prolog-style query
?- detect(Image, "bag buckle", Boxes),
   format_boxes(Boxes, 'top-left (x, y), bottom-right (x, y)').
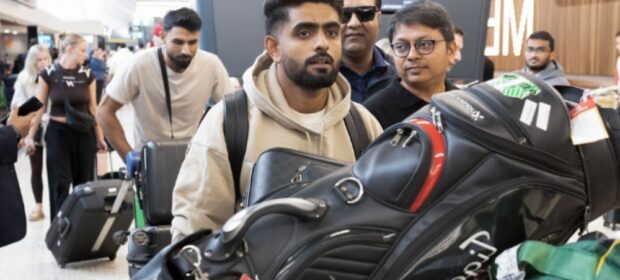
top-left (333, 177), bottom-right (364, 204)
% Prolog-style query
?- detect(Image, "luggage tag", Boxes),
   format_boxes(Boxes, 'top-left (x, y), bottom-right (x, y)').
top-left (569, 97), bottom-right (609, 145)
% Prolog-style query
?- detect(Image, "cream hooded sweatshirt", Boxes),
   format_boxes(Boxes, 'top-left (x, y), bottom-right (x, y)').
top-left (171, 53), bottom-right (383, 241)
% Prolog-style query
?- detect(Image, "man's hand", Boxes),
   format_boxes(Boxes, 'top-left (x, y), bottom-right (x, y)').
top-left (8, 109), bottom-right (34, 137)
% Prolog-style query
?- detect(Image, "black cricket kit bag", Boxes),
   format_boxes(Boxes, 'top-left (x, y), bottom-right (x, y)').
top-left (45, 176), bottom-right (134, 267)
top-left (134, 73), bottom-right (620, 279)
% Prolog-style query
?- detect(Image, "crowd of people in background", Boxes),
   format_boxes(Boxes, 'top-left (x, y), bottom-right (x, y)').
top-left (1, 0), bottom-right (620, 249)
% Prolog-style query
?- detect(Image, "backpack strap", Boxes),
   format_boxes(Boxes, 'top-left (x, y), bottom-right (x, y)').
top-left (223, 90), bottom-right (249, 206)
top-left (344, 103), bottom-right (371, 159)
top-left (222, 95), bottom-right (369, 207)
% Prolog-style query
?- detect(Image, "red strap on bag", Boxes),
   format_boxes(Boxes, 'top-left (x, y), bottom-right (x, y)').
top-left (408, 118), bottom-right (446, 213)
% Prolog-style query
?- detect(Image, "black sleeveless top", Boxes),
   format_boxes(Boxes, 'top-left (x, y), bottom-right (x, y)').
top-left (40, 63), bottom-right (95, 116)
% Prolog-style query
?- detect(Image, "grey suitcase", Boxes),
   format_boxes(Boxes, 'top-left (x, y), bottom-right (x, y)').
top-left (137, 139), bottom-right (189, 226)
top-left (45, 179), bottom-right (133, 267)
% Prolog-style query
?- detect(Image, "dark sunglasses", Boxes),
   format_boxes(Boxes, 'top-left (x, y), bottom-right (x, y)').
top-left (342, 6), bottom-right (378, 24)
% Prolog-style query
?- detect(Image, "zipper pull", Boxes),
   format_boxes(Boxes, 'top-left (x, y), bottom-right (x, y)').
top-left (391, 128), bottom-right (404, 147)
top-left (401, 130), bottom-right (418, 148)
top-left (431, 107), bottom-right (444, 133)
top-left (291, 165), bottom-right (307, 183)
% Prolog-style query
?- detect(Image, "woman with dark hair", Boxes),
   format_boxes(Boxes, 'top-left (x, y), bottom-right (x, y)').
top-left (28, 34), bottom-right (107, 220)
top-left (11, 44), bottom-right (52, 221)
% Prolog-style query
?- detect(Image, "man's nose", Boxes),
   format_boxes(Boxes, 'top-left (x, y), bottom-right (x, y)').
top-left (347, 13), bottom-right (362, 28)
top-left (315, 32), bottom-right (330, 51)
top-left (181, 43), bottom-right (191, 55)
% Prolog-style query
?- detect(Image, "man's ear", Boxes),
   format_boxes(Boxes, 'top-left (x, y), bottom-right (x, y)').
top-left (265, 35), bottom-right (281, 63)
top-left (447, 40), bottom-right (457, 56)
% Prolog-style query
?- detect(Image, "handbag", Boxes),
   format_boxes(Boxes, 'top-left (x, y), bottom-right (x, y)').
top-left (64, 95), bottom-right (94, 133)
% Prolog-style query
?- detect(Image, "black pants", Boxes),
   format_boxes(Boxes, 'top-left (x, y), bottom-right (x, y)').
top-left (45, 120), bottom-right (96, 220)
top-left (29, 145), bottom-right (43, 203)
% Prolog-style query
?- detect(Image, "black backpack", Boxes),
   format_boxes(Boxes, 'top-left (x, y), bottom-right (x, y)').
top-left (135, 73), bottom-right (620, 280)
top-left (220, 89), bottom-right (371, 206)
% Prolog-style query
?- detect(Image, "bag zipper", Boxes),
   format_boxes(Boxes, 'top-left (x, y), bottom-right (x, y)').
top-left (432, 101), bottom-right (582, 180)
top-left (377, 182), bottom-right (585, 280)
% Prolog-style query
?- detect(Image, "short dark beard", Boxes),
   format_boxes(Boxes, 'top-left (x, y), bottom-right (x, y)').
top-left (282, 51), bottom-right (339, 90)
top-left (526, 59), bottom-right (550, 73)
top-left (166, 48), bottom-right (193, 70)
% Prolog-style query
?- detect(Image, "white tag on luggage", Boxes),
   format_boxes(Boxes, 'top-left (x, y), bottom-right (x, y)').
top-left (569, 97), bottom-right (609, 145)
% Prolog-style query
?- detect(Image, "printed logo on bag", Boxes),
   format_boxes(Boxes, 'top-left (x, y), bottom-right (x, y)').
top-left (487, 74), bottom-right (541, 100)
top-left (451, 231), bottom-right (498, 280)
top-left (449, 93), bottom-right (485, 121)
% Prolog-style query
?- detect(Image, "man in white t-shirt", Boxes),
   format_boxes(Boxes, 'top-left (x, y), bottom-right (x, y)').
top-left (97, 7), bottom-right (234, 160)
top-left (107, 43), bottom-right (133, 83)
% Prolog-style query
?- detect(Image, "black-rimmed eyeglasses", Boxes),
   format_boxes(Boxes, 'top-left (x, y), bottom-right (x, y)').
top-left (391, 40), bottom-right (446, 57)
top-left (342, 6), bottom-right (378, 24)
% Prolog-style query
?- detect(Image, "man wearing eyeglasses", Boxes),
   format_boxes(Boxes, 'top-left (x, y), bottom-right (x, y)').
top-left (340, 0), bottom-right (396, 103)
top-left (363, 1), bottom-right (457, 129)
top-left (522, 31), bottom-right (570, 86)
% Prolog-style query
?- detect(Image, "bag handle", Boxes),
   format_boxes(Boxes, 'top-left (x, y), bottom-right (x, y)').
top-left (157, 48), bottom-right (174, 139)
top-left (203, 198), bottom-right (327, 262)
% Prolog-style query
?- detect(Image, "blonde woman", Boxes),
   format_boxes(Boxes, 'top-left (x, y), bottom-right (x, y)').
top-left (11, 44), bottom-right (51, 221)
top-left (28, 34), bottom-right (107, 220)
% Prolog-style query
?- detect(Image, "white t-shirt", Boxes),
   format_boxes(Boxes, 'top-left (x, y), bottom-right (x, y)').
top-left (106, 48), bottom-right (234, 148)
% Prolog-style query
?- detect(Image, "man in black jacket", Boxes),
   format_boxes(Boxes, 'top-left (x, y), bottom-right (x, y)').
top-left (364, 1), bottom-right (457, 129)
top-left (340, 0), bottom-right (396, 102)
top-left (0, 109), bottom-right (34, 247)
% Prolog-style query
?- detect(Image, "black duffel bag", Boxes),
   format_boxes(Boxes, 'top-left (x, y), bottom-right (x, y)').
top-left (134, 72), bottom-right (620, 280)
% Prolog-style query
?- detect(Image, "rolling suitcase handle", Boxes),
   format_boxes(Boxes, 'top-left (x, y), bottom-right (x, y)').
top-left (91, 168), bottom-right (133, 252)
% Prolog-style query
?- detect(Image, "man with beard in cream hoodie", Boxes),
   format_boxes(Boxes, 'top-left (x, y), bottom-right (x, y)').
top-left (171, 0), bottom-right (383, 242)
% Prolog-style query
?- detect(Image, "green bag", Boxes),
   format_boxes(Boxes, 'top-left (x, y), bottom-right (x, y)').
top-left (0, 80), bottom-right (6, 108)
top-left (491, 239), bottom-right (620, 280)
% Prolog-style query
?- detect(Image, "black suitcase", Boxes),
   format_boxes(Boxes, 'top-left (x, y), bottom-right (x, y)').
top-left (127, 226), bottom-right (172, 277)
top-left (137, 139), bottom-right (189, 226)
top-left (45, 179), bottom-right (133, 267)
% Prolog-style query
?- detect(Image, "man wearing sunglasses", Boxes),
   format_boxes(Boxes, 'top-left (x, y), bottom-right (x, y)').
top-left (521, 31), bottom-right (569, 86)
top-left (363, 1), bottom-right (457, 129)
top-left (340, 0), bottom-right (396, 103)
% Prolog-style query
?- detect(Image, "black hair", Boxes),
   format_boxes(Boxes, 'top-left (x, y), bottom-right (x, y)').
top-left (454, 26), bottom-right (464, 36)
top-left (528, 31), bottom-right (555, 51)
top-left (388, 1), bottom-right (454, 43)
top-left (375, 0), bottom-right (382, 9)
top-left (163, 7), bottom-right (202, 32)
top-left (263, 0), bottom-right (343, 36)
